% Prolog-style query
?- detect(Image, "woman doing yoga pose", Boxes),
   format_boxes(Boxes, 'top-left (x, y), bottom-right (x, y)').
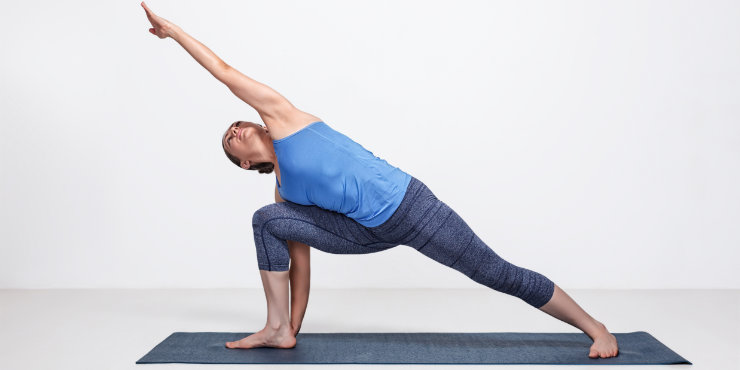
top-left (141, 2), bottom-right (618, 359)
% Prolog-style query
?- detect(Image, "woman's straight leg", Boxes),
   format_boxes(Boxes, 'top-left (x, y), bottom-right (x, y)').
top-left (368, 177), bottom-right (556, 308)
top-left (373, 176), bottom-right (618, 358)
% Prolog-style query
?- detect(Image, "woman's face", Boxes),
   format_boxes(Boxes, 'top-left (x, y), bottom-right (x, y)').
top-left (222, 121), bottom-right (270, 169)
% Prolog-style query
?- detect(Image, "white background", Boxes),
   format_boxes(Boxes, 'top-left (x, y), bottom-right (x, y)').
top-left (1, 0), bottom-right (738, 289)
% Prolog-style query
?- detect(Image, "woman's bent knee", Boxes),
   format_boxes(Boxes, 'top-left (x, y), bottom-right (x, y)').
top-left (252, 203), bottom-right (285, 227)
top-left (252, 203), bottom-right (292, 271)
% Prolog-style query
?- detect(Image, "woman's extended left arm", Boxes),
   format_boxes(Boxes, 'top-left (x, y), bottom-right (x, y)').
top-left (141, 2), bottom-right (293, 123)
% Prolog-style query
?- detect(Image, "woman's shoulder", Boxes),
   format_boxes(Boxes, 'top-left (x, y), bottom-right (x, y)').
top-left (267, 109), bottom-right (322, 141)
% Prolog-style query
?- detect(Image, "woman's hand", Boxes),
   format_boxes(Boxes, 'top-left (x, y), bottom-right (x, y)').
top-left (141, 1), bottom-right (177, 39)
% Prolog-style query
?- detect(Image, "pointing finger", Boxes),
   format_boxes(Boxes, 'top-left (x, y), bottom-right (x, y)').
top-left (141, 2), bottom-right (154, 16)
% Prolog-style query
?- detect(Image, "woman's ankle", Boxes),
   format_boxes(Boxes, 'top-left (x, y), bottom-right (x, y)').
top-left (266, 321), bottom-right (293, 332)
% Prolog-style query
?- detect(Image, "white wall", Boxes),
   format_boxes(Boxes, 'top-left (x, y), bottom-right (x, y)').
top-left (1, 0), bottom-right (738, 289)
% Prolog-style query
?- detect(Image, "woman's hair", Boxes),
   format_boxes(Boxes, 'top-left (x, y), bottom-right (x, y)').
top-left (221, 129), bottom-right (275, 174)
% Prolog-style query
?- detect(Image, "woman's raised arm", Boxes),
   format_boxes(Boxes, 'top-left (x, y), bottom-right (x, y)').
top-left (141, 2), bottom-right (293, 122)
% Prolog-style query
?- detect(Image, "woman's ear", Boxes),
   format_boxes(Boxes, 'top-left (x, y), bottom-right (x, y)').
top-left (241, 160), bottom-right (251, 170)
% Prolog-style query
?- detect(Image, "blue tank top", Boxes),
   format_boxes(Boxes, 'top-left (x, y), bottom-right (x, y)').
top-left (273, 121), bottom-right (412, 227)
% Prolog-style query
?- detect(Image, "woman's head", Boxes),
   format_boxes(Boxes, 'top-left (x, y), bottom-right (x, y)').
top-left (221, 120), bottom-right (275, 173)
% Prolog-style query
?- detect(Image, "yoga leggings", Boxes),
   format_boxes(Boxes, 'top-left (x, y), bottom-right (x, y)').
top-left (252, 176), bottom-right (556, 309)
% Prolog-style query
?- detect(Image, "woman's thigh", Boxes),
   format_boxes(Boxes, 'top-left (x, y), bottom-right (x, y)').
top-left (252, 201), bottom-right (398, 271)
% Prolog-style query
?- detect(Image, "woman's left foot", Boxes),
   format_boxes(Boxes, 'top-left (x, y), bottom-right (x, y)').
top-left (588, 321), bottom-right (619, 358)
top-left (225, 324), bottom-right (296, 349)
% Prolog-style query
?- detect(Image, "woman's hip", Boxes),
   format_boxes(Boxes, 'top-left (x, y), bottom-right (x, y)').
top-left (366, 176), bottom-right (453, 246)
top-left (253, 175), bottom-right (454, 250)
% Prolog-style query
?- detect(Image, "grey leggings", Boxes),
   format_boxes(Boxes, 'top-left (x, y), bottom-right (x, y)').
top-left (252, 176), bottom-right (555, 308)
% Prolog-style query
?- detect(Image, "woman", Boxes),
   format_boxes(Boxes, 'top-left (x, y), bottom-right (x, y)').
top-left (141, 2), bottom-right (618, 358)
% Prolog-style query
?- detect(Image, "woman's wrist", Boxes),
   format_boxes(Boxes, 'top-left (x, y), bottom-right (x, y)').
top-left (165, 24), bottom-right (182, 40)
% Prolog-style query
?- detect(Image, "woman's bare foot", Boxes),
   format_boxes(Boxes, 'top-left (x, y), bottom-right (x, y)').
top-left (588, 321), bottom-right (619, 358)
top-left (225, 324), bottom-right (297, 349)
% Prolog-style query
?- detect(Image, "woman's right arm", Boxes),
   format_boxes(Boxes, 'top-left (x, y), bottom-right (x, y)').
top-left (288, 242), bottom-right (310, 336)
top-left (141, 2), bottom-right (292, 123)
top-left (275, 185), bottom-right (311, 336)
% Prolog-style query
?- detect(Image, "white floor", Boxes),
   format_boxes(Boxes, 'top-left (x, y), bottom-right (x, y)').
top-left (0, 288), bottom-right (735, 370)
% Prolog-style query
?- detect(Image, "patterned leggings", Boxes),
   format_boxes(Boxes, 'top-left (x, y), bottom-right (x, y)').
top-left (252, 176), bottom-right (555, 308)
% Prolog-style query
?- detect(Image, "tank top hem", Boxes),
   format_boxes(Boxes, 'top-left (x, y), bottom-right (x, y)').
top-left (354, 173), bottom-right (412, 227)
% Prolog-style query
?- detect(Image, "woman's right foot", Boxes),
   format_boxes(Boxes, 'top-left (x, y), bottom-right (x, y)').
top-left (588, 321), bottom-right (619, 358)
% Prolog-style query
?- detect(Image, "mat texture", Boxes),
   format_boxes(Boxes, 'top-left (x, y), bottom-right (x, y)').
top-left (136, 331), bottom-right (691, 365)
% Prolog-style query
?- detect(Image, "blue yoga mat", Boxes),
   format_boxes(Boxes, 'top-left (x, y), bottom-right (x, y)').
top-left (136, 331), bottom-right (691, 365)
